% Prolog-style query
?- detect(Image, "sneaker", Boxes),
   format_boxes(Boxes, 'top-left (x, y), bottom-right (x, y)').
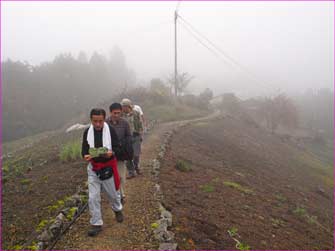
top-left (87, 225), bottom-right (102, 237)
top-left (114, 210), bottom-right (124, 223)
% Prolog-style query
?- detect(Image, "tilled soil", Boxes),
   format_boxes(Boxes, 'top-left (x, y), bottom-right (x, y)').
top-left (2, 112), bottom-right (217, 250)
top-left (160, 116), bottom-right (333, 250)
top-left (2, 131), bottom-right (86, 249)
top-left (4, 113), bottom-right (333, 250)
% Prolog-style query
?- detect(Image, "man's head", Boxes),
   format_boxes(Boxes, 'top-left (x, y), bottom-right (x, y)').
top-left (109, 103), bottom-right (122, 122)
top-left (90, 108), bottom-right (106, 130)
top-left (121, 98), bottom-right (133, 114)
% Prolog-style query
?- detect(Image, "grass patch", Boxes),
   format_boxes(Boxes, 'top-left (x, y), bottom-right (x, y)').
top-left (27, 242), bottom-right (38, 251)
top-left (236, 242), bottom-right (251, 251)
top-left (228, 227), bottom-right (238, 237)
top-left (66, 207), bottom-right (78, 221)
top-left (36, 219), bottom-right (49, 233)
top-left (292, 205), bottom-right (327, 229)
top-left (200, 184), bottom-right (215, 193)
top-left (175, 160), bottom-right (192, 172)
top-left (59, 141), bottom-right (81, 162)
top-left (11, 245), bottom-right (24, 250)
top-left (2, 160), bottom-right (26, 178)
top-left (293, 205), bottom-right (307, 217)
top-left (42, 175), bottom-right (49, 183)
top-left (80, 194), bottom-right (88, 204)
top-left (307, 215), bottom-right (318, 225)
top-left (275, 194), bottom-right (287, 203)
top-left (227, 227), bottom-right (250, 250)
top-left (223, 181), bottom-right (254, 195)
top-left (20, 178), bottom-right (31, 185)
top-left (2, 163), bottom-right (9, 174)
top-left (46, 195), bottom-right (82, 214)
top-left (271, 218), bottom-right (285, 228)
top-left (46, 204), bottom-right (59, 213)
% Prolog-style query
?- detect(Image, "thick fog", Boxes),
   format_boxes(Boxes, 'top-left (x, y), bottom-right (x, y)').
top-left (2, 1), bottom-right (333, 97)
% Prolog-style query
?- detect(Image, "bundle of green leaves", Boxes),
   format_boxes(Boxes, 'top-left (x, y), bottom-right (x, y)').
top-left (89, 147), bottom-right (108, 158)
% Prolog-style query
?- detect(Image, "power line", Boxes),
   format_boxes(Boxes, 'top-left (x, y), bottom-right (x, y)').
top-left (178, 21), bottom-right (233, 67)
top-left (179, 19), bottom-right (273, 93)
top-left (179, 21), bottom-right (271, 94)
top-left (176, 0), bottom-right (182, 12)
top-left (178, 14), bottom-right (278, 92)
top-left (179, 15), bottom-right (246, 70)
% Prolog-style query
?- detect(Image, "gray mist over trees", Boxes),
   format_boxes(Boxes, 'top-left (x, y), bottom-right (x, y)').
top-left (2, 48), bottom-right (135, 141)
top-left (2, 1), bottom-right (333, 141)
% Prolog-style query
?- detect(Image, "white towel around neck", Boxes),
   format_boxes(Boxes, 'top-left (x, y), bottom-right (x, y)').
top-left (87, 122), bottom-right (112, 150)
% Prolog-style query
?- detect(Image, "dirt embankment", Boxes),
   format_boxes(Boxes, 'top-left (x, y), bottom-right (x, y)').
top-left (159, 115), bottom-right (333, 250)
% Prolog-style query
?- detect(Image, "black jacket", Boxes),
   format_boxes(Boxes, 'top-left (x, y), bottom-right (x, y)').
top-left (106, 118), bottom-right (134, 161)
top-left (81, 124), bottom-right (121, 163)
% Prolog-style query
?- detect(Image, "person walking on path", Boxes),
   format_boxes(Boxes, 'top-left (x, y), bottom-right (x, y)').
top-left (133, 104), bottom-right (146, 133)
top-left (107, 103), bottom-right (133, 204)
top-left (120, 99), bottom-right (143, 178)
top-left (82, 108), bottom-right (124, 237)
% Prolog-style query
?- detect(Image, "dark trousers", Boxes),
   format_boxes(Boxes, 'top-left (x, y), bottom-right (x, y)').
top-left (126, 157), bottom-right (140, 176)
top-left (126, 135), bottom-right (141, 176)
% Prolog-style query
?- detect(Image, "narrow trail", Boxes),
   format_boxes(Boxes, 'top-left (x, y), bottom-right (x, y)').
top-left (54, 112), bottom-right (220, 250)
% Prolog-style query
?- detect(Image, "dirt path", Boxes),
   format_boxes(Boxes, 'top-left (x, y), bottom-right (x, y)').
top-left (54, 112), bottom-right (219, 250)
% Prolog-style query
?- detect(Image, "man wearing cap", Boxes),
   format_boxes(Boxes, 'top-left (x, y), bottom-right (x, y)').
top-left (120, 98), bottom-right (143, 178)
top-left (133, 104), bottom-right (146, 133)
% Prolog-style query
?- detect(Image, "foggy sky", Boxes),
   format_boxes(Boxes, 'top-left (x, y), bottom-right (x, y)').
top-left (2, 1), bottom-right (334, 98)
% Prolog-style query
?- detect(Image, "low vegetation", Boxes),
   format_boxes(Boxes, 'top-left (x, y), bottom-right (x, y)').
top-left (36, 219), bottom-right (50, 233)
top-left (66, 207), bottom-right (78, 221)
top-left (271, 218), bottom-right (285, 228)
top-left (292, 205), bottom-right (328, 231)
top-left (227, 227), bottom-right (251, 251)
top-left (175, 159), bottom-right (192, 172)
top-left (223, 181), bottom-right (254, 195)
top-left (275, 194), bottom-right (287, 203)
top-left (200, 184), bottom-right (215, 193)
top-left (59, 141), bottom-right (82, 162)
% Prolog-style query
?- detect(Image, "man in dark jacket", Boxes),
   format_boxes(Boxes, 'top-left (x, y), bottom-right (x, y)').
top-left (82, 108), bottom-right (123, 237)
top-left (106, 103), bottom-right (133, 204)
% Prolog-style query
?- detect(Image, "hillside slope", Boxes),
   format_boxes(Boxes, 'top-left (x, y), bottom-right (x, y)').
top-left (159, 115), bottom-right (333, 250)
top-left (2, 112), bottom-right (332, 250)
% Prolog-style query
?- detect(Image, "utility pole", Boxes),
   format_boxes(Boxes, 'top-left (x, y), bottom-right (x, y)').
top-left (174, 10), bottom-right (178, 97)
